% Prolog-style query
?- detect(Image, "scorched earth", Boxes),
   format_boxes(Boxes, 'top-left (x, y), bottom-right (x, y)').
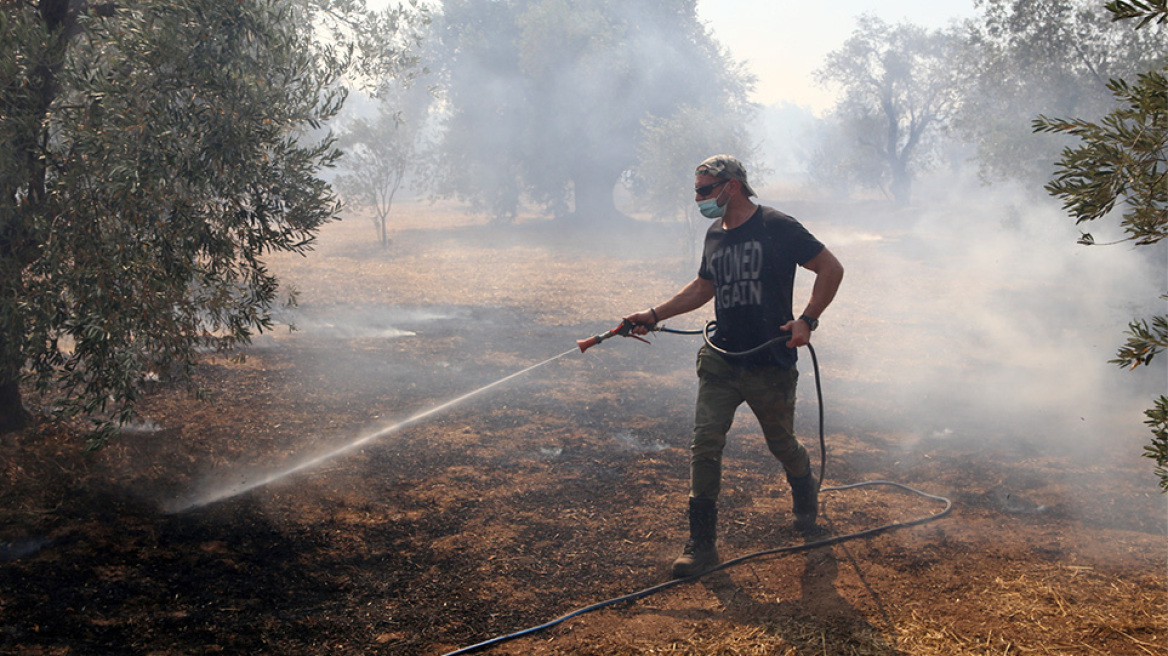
top-left (1, 198), bottom-right (1164, 655)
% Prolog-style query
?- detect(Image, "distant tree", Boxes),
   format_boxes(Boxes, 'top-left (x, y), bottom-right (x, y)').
top-left (0, 0), bottom-right (422, 443)
top-left (813, 16), bottom-right (966, 205)
top-left (803, 109), bottom-right (893, 201)
top-left (1033, 1), bottom-right (1167, 489)
top-left (634, 104), bottom-right (762, 262)
top-left (335, 81), bottom-right (435, 247)
top-left (957, 0), bottom-right (1165, 187)
top-left (423, 1), bottom-right (527, 221)
top-left (427, 0), bottom-right (755, 224)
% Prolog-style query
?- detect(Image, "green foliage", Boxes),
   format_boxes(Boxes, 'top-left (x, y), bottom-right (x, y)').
top-left (812, 16), bottom-right (966, 205)
top-left (1034, 71), bottom-right (1168, 245)
top-left (1035, 1), bottom-right (1168, 490)
top-left (310, 0), bottom-right (429, 90)
top-left (0, 0), bottom-right (354, 441)
top-left (1142, 395), bottom-right (1168, 492)
top-left (1105, 0), bottom-right (1168, 26)
top-left (1113, 312), bottom-right (1168, 369)
top-left (427, 0), bottom-right (755, 223)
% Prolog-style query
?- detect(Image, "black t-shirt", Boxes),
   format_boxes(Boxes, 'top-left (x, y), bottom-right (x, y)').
top-left (698, 205), bottom-right (825, 368)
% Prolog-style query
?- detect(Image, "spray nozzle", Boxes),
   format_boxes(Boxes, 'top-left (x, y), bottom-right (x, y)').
top-left (577, 319), bottom-right (653, 353)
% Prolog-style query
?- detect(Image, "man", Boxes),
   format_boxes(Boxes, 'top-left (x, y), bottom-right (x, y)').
top-left (624, 155), bottom-right (844, 579)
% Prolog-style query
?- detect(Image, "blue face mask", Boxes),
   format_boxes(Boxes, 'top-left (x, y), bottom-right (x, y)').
top-left (698, 189), bottom-right (727, 219)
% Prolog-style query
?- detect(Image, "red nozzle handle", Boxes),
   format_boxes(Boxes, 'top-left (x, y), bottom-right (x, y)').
top-left (578, 319), bottom-right (652, 353)
top-left (577, 335), bottom-right (601, 352)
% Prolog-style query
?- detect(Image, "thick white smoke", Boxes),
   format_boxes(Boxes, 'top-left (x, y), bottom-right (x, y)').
top-left (793, 177), bottom-right (1164, 469)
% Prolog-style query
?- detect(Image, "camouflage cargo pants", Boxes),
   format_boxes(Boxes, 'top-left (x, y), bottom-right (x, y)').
top-left (690, 344), bottom-right (810, 501)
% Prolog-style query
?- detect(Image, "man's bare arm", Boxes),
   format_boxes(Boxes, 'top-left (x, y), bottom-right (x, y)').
top-left (624, 277), bottom-right (715, 332)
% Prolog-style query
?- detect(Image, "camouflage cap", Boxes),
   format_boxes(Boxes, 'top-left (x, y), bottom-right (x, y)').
top-left (696, 154), bottom-right (757, 198)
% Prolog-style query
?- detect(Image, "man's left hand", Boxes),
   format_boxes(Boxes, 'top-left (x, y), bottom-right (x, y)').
top-left (782, 318), bottom-right (812, 348)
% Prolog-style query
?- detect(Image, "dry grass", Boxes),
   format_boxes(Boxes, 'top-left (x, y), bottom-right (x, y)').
top-left (2, 199), bottom-right (1163, 656)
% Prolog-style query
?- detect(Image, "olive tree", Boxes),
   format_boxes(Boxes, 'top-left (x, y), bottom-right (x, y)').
top-left (0, 0), bottom-right (419, 443)
top-left (427, 0), bottom-right (755, 224)
top-left (813, 16), bottom-right (967, 205)
top-left (1033, 0), bottom-right (1167, 489)
top-left (334, 81), bottom-right (436, 247)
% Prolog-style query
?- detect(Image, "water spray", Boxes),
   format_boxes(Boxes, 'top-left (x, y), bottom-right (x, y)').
top-left (170, 320), bottom-right (714, 512)
top-left (164, 347), bottom-right (579, 513)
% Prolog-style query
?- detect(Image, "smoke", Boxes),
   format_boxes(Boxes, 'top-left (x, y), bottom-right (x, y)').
top-left (794, 177), bottom-right (1165, 468)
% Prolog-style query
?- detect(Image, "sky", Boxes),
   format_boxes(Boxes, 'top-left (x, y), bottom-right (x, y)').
top-left (696, 0), bottom-right (978, 112)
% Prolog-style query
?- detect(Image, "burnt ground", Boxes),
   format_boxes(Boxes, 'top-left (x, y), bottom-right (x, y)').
top-left (1, 201), bottom-right (1165, 655)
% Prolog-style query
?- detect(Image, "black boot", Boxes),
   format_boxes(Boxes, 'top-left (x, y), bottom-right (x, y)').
top-left (671, 497), bottom-right (719, 578)
top-left (786, 469), bottom-right (819, 532)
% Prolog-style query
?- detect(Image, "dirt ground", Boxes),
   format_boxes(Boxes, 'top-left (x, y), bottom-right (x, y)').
top-left (1, 199), bottom-right (1165, 655)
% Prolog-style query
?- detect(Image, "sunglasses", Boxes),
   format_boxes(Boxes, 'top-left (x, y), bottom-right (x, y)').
top-left (694, 179), bottom-right (729, 196)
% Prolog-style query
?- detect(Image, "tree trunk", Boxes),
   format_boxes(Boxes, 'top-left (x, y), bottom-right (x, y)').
top-left (890, 159), bottom-right (913, 206)
top-left (0, 374), bottom-right (30, 434)
top-left (566, 169), bottom-right (625, 225)
top-left (0, 0), bottom-right (77, 434)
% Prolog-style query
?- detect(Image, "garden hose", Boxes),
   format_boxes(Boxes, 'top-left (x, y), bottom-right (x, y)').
top-left (440, 322), bottom-right (953, 656)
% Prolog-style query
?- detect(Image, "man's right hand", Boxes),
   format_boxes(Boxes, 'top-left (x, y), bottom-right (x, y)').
top-left (622, 310), bottom-right (657, 335)
top-left (622, 277), bottom-right (714, 337)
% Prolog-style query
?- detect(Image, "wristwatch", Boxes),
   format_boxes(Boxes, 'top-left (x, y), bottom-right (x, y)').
top-left (799, 314), bottom-right (819, 331)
